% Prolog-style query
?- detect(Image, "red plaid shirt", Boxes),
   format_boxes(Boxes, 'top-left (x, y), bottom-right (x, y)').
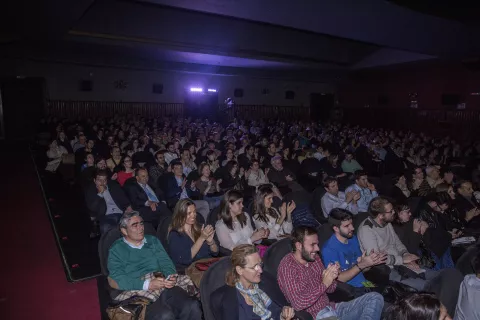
top-left (277, 253), bottom-right (337, 317)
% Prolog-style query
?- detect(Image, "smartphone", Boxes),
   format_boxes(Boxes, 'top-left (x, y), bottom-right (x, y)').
top-left (166, 274), bottom-right (177, 281)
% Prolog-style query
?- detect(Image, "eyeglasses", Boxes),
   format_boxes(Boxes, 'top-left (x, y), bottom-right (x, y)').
top-left (384, 209), bottom-right (395, 214)
top-left (245, 262), bottom-right (263, 271)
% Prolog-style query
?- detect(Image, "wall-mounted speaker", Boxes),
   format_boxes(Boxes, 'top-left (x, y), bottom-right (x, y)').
top-left (234, 88), bottom-right (244, 98)
top-left (79, 80), bottom-right (93, 92)
top-left (285, 90), bottom-right (295, 100)
top-left (152, 83), bottom-right (163, 94)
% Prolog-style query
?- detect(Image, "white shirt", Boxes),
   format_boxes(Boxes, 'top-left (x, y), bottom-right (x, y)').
top-left (253, 209), bottom-right (293, 240)
top-left (321, 191), bottom-right (359, 217)
top-left (313, 152), bottom-right (325, 161)
top-left (454, 274), bottom-right (480, 320)
top-left (164, 152), bottom-right (178, 165)
top-left (247, 169), bottom-right (269, 187)
top-left (215, 213), bottom-right (255, 250)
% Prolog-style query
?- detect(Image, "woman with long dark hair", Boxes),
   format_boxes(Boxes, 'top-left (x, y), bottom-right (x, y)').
top-left (384, 293), bottom-right (449, 320)
top-left (215, 190), bottom-right (268, 250)
top-left (252, 185), bottom-right (294, 240)
top-left (218, 160), bottom-right (245, 191)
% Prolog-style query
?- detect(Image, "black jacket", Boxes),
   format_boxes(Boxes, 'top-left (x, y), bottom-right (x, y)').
top-left (454, 194), bottom-right (480, 225)
top-left (392, 219), bottom-right (423, 255)
top-left (211, 285), bottom-right (281, 320)
top-left (84, 181), bottom-right (130, 218)
top-left (123, 177), bottom-right (165, 210)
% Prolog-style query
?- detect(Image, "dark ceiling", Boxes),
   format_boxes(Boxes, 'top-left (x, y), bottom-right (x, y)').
top-left (388, 1), bottom-right (480, 25)
top-left (1, 0), bottom-right (479, 81)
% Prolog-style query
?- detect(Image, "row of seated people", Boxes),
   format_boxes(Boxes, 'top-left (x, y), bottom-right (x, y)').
top-left (319, 170), bottom-right (480, 272)
top-left (39, 115), bottom-right (480, 319)
top-left (102, 194), bottom-right (480, 320)
top-left (85, 161), bottom-right (295, 246)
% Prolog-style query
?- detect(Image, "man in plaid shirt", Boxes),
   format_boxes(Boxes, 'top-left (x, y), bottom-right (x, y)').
top-left (277, 226), bottom-right (384, 319)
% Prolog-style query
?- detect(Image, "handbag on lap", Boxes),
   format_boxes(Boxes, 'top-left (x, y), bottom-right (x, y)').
top-left (106, 296), bottom-right (150, 320)
top-left (186, 257), bottom-right (221, 288)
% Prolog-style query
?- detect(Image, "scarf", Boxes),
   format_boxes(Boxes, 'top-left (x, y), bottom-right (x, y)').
top-left (235, 282), bottom-right (272, 320)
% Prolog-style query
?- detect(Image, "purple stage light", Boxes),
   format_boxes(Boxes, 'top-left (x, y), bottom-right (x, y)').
top-left (190, 87), bottom-right (203, 92)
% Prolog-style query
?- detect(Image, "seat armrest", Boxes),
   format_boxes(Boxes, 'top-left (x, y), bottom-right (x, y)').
top-left (327, 282), bottom-right (355, 302)
top-left (295, 310), bottom-right (314, 320)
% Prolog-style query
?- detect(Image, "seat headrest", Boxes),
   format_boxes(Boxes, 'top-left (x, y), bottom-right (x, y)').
top-left (200, 257), bottom-right (232, 320)
top-left (98, 228), bottom-right (123, 276)
top-left (262, 238), bottom-right (293, 277)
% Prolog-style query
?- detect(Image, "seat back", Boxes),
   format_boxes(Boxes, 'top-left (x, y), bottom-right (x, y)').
top-left (284, 190), bottom-right (313, 208)
top-left (352, 211), bottom-right (371, 232)
top-left (98, 222), bottom-right (156, 276)
top-left (263, 238), bottom-right (293, 276)
top-left (207, 205), bottom-right (221, 227)
top-left (311, 186), bottom-right (328, 223)
top-left (455, 245), bottom-right (479, 276)
top-left (200, 257), bottom-right (232, 320)
top-left (317, 223), bottom-right (334, 250)
top-left (98, 228), bottom-right (123, 276)
top-left (156, 215), bottom-right (173, 254)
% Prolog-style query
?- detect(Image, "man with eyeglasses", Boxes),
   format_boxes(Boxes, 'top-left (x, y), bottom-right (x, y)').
top-left (108, 211), bottom-right (201, 320)
top-left (358, 196), bottom-right (439, 291)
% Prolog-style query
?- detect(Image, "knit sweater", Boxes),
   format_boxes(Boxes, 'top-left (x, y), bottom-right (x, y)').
top-left (357, 216), bottom-right (408, 266)
top-left (108, 235), bottom-right (176, 290)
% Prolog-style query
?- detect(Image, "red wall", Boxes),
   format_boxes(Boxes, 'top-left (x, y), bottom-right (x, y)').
top-left (339, 61), bottom-right (480, 110)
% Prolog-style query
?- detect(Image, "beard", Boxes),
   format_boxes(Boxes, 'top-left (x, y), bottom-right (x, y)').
top-left (339, 229), bottom-right (354, 239)
top-left (301, 246), bottom-right (316, 263)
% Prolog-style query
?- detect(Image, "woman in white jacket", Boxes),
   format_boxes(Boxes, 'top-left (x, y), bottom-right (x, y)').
top-left (252, 185), bottom-right (295, 240)
top-left (245, 159), bottom-right (282, 199)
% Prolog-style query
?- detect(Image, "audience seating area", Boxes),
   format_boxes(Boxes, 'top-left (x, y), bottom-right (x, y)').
top-left (35, 112), bottom-right (480, 320)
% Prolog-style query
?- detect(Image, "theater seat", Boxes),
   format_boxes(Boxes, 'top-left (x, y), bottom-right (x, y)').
top-left (259, 271), bottom-right (313, 320)
top-left (200, 257), bottom-right (231, 320)
top-left (263, 238), bottom-right (292, 276)
top-left (317, 223), bottom-right (334, 249)
top-left (425, 268), bottom-right (465, 317)
top-left (156, 215), bottom-right (172, 254)
top-left (455, 244), bottom-right (479, 276)
top-left (311, 186), bottom-right (328, 224)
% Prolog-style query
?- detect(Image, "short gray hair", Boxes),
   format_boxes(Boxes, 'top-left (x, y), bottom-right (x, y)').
top-left (119, 211), bottom-right (141, 229)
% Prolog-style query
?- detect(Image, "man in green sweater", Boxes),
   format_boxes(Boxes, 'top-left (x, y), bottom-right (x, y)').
top-left (108, 211), bottom-right (201, 320)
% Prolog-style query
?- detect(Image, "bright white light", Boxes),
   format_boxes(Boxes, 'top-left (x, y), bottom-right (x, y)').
top-left (190, 87), bottom-right (203, 92)
top-left (208, 89), bottom-right (217, 92)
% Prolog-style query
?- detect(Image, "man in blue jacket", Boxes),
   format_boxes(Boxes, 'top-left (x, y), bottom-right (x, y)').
top-left (164, 161), bottom-right (210, 220)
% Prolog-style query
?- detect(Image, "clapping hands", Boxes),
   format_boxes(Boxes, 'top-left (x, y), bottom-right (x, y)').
top-left (357, 249), bottom-right (388, 269)
top-left (322, 262), bottom-right (340, 287)
top-left (200, 224), bottom-right (215, 242)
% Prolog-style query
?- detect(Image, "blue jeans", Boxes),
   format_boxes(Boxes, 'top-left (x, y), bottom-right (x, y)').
top-left (431, 248), bottom-right (454, 271)
top-left (316, 292), bottom-right (384, 320)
